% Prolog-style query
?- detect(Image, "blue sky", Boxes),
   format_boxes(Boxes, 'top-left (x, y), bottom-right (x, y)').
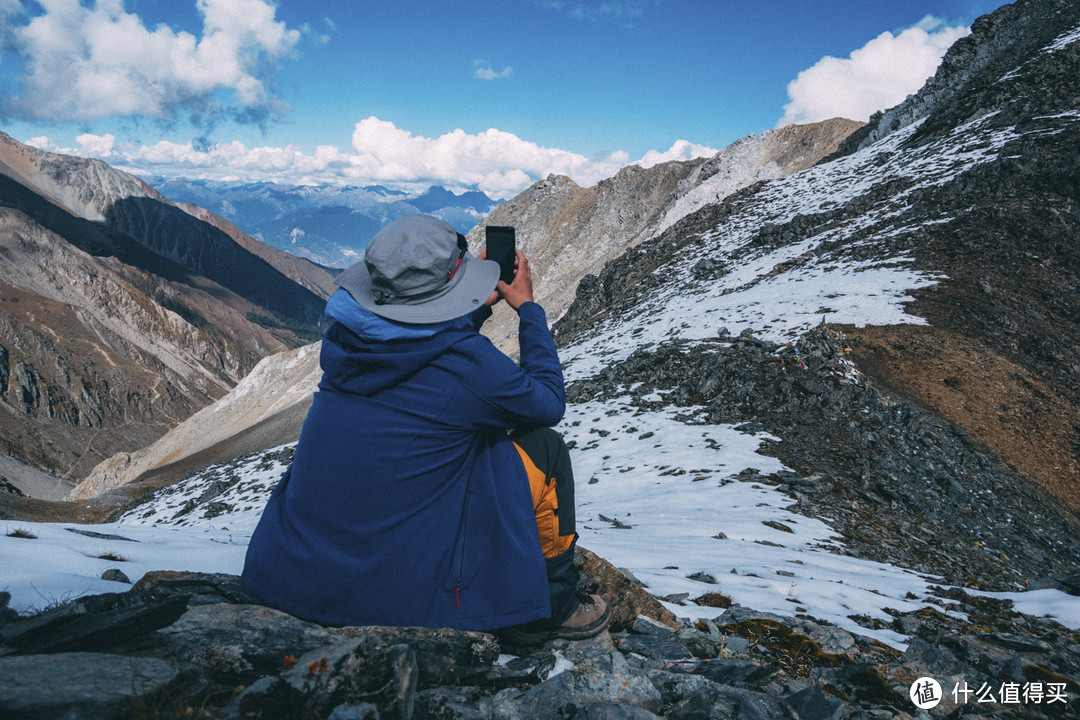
top-left (0, 0), bottom-right (1009, 198)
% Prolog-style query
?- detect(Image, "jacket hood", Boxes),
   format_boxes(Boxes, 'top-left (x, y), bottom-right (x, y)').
top-left (319, 290), bottom-right (477, 396)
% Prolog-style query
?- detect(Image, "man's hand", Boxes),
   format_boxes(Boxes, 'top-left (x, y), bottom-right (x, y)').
top-left (497, 249), bottom-right (534, 311)
top-left (477, 248), bottom-right (501, 307)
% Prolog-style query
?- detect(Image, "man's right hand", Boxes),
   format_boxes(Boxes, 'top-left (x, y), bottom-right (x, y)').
top-left (497, 249), bottom-right (534, 311)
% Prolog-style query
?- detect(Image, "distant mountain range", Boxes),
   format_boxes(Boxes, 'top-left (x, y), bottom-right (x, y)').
top-left (147, 178), bottom-right (500, 269)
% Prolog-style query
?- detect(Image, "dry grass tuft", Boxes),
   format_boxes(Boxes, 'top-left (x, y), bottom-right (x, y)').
top-left (693, 591), bottom-right (734, 609)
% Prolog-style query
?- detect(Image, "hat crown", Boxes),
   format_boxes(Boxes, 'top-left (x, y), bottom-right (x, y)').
top-left (364, 215), bottom-right (457, 302)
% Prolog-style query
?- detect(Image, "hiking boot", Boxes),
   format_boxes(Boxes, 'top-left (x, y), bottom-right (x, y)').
top-left (496, 592), bottom-right (612, 648)
top-left (552, 592), bottom-right (610, 640)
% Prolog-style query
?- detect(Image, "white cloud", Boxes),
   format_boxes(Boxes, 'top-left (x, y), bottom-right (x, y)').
top-left (778, 16), bottom-right (969, 126)
top-left (76, 132), bottom-right (116, 157)
top-left (42, 119), bottom-right (723, 199)
top-left (47, 118), bottom-right (637, 198)
top-left (346, 118), bottom-right (628, 197)
top-left (24, 136), bottom-right (52, 150)
top-left (474, 60), bottom-right (513, 80)
top-left (633, 139), bottom-right (718, 169)
top-left (3, 0), bottom-right (301, 125)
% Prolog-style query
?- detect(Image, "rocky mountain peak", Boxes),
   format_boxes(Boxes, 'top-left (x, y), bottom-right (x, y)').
top-left (0, 131), bottom-right (162, 223)
top-left (835, 0), bottom-right (1080, 155)
top-left (470, 117), bottom-right (862, 353)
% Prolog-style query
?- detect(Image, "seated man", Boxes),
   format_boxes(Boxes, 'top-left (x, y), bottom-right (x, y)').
top-left (242, 213), bottom-right (609, 641)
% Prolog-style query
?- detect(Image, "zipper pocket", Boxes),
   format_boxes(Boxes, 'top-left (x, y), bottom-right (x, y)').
top-left (451, 488), bottom-right (474, 607)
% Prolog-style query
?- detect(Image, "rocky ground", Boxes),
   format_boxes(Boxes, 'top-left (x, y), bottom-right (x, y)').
top-left (1, 552), bottom-right (1077, 719)
top-left (5, 313), bottom-right (1080, 719)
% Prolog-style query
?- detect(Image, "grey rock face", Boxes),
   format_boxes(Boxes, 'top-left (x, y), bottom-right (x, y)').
top-left (0, 652), bottom-right (182, 719)
top-left (492, 635), bottom-right (663, 719)
top-left (234, 637), bottom-right (419, 720)
top-left (835, 0), bottom-right (1080, 154)
top-left (157, 602), bottom-right (347, 683)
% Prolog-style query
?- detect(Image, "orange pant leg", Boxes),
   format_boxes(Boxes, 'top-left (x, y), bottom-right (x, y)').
top-left (514, 442), bottom-right (575, 559)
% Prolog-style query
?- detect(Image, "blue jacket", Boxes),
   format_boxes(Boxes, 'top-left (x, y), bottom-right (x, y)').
top-left (241, 290), bottom-right (566, 630)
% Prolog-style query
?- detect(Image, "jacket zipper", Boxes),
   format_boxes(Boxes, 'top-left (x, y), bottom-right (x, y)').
top-left (454, 488), bottom-right (474, 609)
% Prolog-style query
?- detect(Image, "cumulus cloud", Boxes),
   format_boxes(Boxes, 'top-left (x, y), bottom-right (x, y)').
top-left (42, 118), bottom-right (643, 197)
top-left (474, 60), bottom-right (513, 80)
top-left (778, 16), bottom-right (969, 127)
top-left (1, 0), bottom-right (301, 126)
top-left (76, 132), bottom-right (116, 157)
top-left (346, 118), bottom-right (628, 197)
top-left (633, 139), bottom-right (718, 169)
top-left (23, 136), bottom-right (51, 150)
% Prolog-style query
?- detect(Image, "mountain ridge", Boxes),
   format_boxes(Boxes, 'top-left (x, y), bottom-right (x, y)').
top-left (540, 0), bottom-right (1080, 588)
top-left (0, 132), bottom-right (333, 490)
top-left (831, 0), bottom-right (1078, 156)
top-left (469, 118), bottom-right (863, 353)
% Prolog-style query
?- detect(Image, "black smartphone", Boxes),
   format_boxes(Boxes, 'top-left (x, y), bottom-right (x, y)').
top-left (485, 226), bottom-right (516, 284)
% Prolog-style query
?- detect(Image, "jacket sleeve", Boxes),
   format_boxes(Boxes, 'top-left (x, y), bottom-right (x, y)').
top-left (455, 302), bottom-right (566, 430)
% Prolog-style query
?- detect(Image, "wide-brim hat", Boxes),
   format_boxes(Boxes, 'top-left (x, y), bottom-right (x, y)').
top-left (334, 214), bottom-right (500, 324)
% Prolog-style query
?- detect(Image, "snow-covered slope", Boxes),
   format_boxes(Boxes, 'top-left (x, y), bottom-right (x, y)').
top-left (556, 114), bottom-right (1007, 378)
top-left (471, 118), bottom-right (861, 352)
top-left (5, 406), bottom-right (1078, 652)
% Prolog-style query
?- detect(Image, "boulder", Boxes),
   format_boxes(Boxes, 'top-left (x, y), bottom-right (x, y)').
top-left (0, 590), bottom-right (188, 655)
top-left (340, 625), bottom-right (501, 687)
top-left (492, 635), bottom-right (663, 719)
top-left (157, 602), bottom-right (347, 683)
top-left (131, 569), bottom-right (261, 605)
top-left (233, 635), bottom-right (418, 720)
top-left (0, 652), bottom-right (181, 719)
top-left (575, 547), bottom-right (681, 632)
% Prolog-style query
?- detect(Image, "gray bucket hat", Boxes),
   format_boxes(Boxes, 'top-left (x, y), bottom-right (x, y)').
top-left (335, 214), bottom-right (500, 324)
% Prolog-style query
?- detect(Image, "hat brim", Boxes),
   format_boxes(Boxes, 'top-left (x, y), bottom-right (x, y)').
top-left (335, 253), bottom-right (500, 324)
